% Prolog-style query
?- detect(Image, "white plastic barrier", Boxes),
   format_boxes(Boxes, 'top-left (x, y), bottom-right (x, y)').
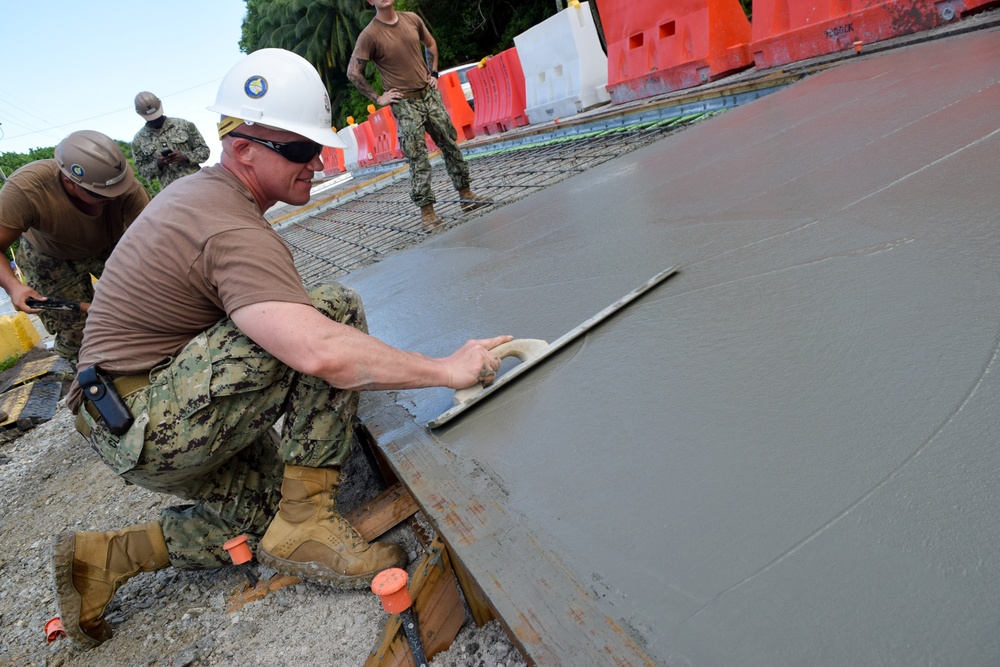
top-left (337, 124), bottom-right (360, 173)
top-left (514, 2), bottom-right (610, 125)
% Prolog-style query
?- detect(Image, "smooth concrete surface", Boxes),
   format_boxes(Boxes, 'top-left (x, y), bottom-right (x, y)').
top-left (350, 28), bottom-right (1000, 665)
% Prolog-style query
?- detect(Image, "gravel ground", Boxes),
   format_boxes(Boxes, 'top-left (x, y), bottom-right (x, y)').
top-left (0, 360), bottom-right (527, 667)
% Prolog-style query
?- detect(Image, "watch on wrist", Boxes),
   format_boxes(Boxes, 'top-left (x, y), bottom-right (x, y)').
top-left (430, 71), bottom-right (439, 78)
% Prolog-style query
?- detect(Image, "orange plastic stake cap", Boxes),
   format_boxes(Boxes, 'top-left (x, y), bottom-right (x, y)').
top-left (853, 40), bottom-right (863, 53)
top-left (223, 534), bottom-right (253, 566)
top-left (45, 617), bottom-right (66, 643)
top-left (367, 104), bottom-right (376, 114)
top-left (347, 116), bottom-right (355, 125)
top-left (372, 567), bottom-right (412, 613)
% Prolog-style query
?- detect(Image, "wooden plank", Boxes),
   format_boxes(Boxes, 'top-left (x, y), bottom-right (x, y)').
top-left (360, 397), bottom-right (654, 666)
top-left (344, 483), bottom-right (420, 543)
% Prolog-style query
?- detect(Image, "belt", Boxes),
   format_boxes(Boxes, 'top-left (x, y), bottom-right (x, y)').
top-left (400, 86), bottom-right (429, 100)
top-left (77, 373), bottom-right (151, 436)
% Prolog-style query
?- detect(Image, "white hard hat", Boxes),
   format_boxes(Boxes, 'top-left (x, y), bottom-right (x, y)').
top-left (208, 48), bottom-right (345, 148)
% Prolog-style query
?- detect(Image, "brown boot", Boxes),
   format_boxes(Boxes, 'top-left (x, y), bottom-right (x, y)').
top-left (258, 465), bottom-right (407, 588)
top-left (458, 187), bottom-right (493, 212)
top-left (51, 522), bottom-right (169, 647)
top-left (420, 203), bottom-right (443, 230)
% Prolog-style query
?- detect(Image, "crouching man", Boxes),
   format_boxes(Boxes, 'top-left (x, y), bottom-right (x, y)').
top-left (52, 48), bottom-right (509, 647)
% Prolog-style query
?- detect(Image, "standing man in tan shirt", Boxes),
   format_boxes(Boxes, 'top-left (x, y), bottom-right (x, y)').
top-left (349, 0), bottom-right (491, 229)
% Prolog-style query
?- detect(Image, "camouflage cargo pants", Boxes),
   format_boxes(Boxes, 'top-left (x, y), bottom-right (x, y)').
top-left (16, 237), bottom-right (110, 364)
top-left (78, 284), bottom-right (366, 569)
top-left (392, 88), bottom-right (470, 207)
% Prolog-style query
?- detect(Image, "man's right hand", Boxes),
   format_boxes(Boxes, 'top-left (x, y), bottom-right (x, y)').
top-left (441, 336), bottom-right (514, 390)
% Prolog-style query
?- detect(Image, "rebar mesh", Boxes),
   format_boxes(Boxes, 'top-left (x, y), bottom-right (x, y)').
top-left (279, 114), bottom-right (715, 286)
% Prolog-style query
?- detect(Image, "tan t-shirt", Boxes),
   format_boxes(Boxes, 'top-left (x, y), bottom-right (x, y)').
top-left (0, 160), bottom-right (149, 260)
top-left (68, 165), bottom-right (312, 411)
top-left (353, 12), bottom-right (434, 93)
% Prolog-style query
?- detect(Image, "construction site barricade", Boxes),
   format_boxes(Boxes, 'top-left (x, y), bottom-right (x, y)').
top-left (337, 125), bottom-right (360, 172)
top-left (437, 71), bottom-right (477, 141)
top-left (353, 120), bottom-right (378, 168)
top-left (514, 1), bottom-right (611, 125)
top-left (750, 0), bottom-right (942, 70)
top-left (597, 0), bottom-right (753, 104)
top-left (368, 106), bottom-right (405, 163)
top-left (492, 48), bottom-right (530, 132)
top-left (318, 145), bottom-right (345, 176)
top-left (468, 63), bottom-right (500, 136)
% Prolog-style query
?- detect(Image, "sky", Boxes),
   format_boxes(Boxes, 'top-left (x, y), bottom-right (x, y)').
top-left (0, 1), bottom-right (249, 163)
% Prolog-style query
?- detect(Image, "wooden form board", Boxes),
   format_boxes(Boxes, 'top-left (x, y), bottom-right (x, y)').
top-left (360, 396), bottom-right (654, 666)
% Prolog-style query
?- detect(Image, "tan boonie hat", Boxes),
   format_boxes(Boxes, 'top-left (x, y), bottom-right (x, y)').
top-left (134, 91), bottom-right (164, 120)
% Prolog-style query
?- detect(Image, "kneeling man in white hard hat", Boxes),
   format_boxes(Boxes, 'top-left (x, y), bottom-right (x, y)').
top-left (52, 48), bottom-right (510, 648)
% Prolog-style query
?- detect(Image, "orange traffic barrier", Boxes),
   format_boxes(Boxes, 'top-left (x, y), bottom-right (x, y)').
top-left (437, 71), bottom-right (476, 141)
top-left (750, 0), bottom-right (940, 70)
top-left (597, 0), bottom-right (753, 104)
top-left (352, 120), bottom-right (378, 168)
top-left (468, 61), bottom-right (500, 136)
top-left (369, 106), bottom-right (405, 163)
top-left (319, 145), bottom-right (345, 176)
top-left (492, 48), bottom-right (530, 132)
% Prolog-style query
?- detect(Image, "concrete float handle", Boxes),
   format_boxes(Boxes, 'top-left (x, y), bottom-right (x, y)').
top-left (453, 338), bottom-right (549, 405)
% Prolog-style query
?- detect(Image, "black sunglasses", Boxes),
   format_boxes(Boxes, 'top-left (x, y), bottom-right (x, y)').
top-left (228, 131), bottom-right (323, 164)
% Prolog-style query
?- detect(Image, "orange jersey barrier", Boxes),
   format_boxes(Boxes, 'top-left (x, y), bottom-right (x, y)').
top-left (438, 71), bottom-right (476, 141)
top-left (492, 48), bottom-right (530, 132)
top-left (319, 145), bottom-right (345, 176)
top-left (750, 0), bottom-right (941, 70)
top-left (468, 63), bottom-right (501, 136)
top-left (369, 106), bottom-right (405, 163)
top-left (598, 0), bottom-right (753, 104)
top-left (352, 120), bottom-right (377, 168)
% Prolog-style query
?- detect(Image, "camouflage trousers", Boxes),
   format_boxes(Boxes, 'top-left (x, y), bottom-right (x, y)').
top-left (392, 87), bottom-right (470, 207)
top-left (16, 237), bottom-right (110, 364)
top-left (78, 284), bottom-right (366, 569)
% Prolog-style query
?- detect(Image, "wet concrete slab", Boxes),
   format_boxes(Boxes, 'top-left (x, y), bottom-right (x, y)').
top-left (349, 27), bottom-right (1000, 665)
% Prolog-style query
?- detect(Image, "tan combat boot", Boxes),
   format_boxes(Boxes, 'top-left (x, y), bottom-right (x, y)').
top-left (420, 203), bottom-right (443, 230)
top-left (52, 522), bottom-right (170, 647)
top-left (458, 187), bottom-right (493, 212)
top-left (258, 465), bottom-right (406, 588)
